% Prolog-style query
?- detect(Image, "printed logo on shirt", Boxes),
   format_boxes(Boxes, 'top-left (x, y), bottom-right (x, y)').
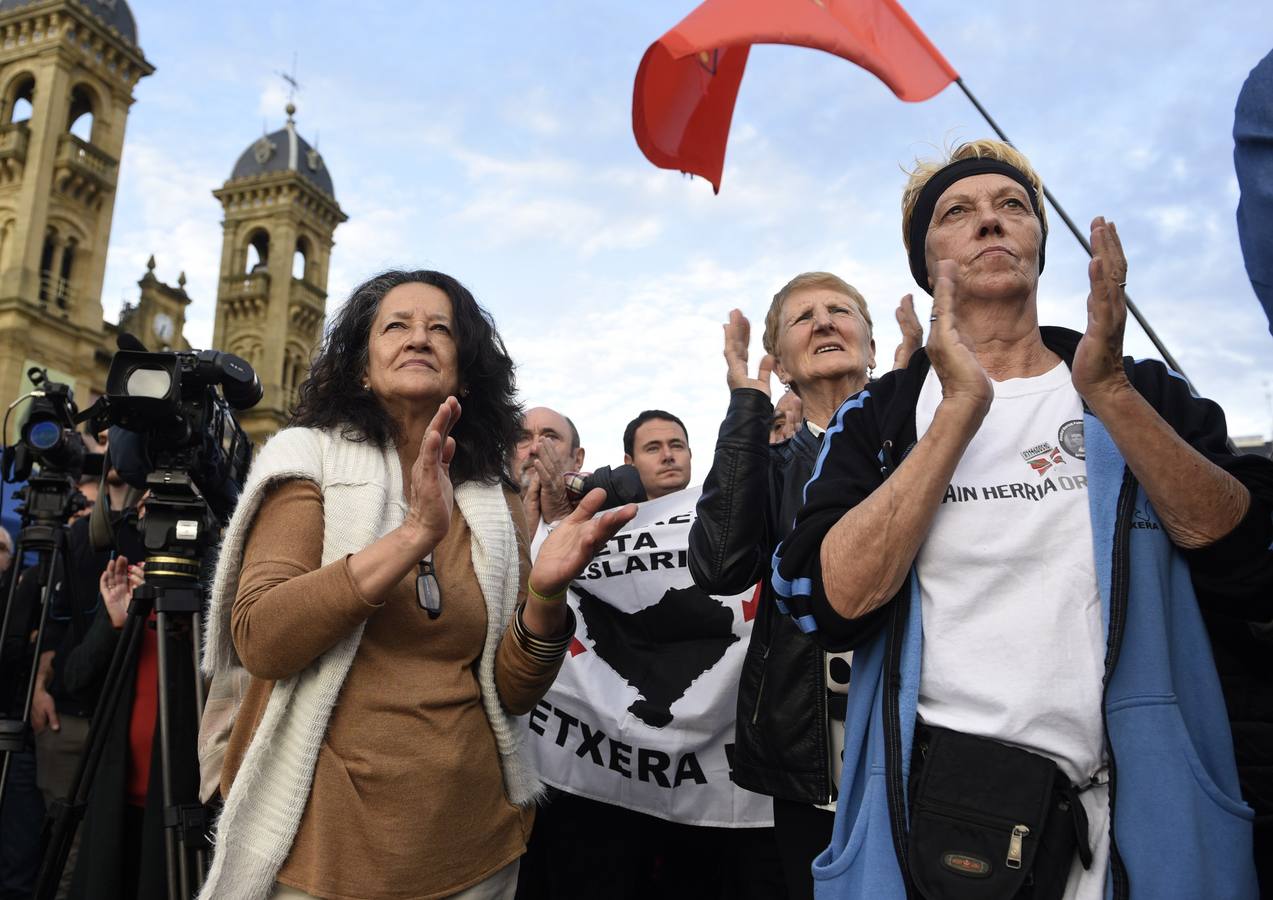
top-left (941, 474), bottom-right (1088, 505)
top-left (1132, 505), bottom-right (1161, 531)
top-left (1021, 441), bottom-right (1066, 476)
top-left (1058, 419), bottom-right (1086, 460)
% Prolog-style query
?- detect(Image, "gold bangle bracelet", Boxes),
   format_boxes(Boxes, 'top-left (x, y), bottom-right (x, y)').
top-left (512, 604), bottom-right (574, 662)
top-left (514, 608), bottom-right (573, 647)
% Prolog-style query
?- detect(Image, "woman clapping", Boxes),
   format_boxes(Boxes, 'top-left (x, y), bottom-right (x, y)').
top-left (199, 270), bottom-right (635, 900)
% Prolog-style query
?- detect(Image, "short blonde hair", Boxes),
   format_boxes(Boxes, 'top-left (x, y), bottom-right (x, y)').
top-left (900, 139), bottom-right (1047, 258)
top-left (762, 272), bottom-right (872, 357)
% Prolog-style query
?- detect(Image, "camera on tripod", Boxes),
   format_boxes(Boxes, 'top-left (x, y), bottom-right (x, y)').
top-left (0, 368), bottom-right (91, 525)
top-left (20, 338), bottom-right (264, 899)
top-left (86, 340), bottom-right (262, 529)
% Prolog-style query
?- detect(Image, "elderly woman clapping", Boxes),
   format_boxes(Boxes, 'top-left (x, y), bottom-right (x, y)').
top-left (199, 270), bottom-right (635, 900)
top-left (771, 141), bottom-right (1272, 899)
top-left (689, 272), bottom-right (921, 900)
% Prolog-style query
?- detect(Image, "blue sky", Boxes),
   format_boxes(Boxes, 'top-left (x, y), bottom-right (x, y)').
top-left (101, 1), bottom-right (1273, 471)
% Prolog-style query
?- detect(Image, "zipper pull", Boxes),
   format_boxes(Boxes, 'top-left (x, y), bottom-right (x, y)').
top-left (1006, 824), bottom-right (1029, 869)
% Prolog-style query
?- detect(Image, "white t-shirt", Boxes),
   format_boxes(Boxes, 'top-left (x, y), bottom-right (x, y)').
top-left (914, 361), bottom-right (1109, 900)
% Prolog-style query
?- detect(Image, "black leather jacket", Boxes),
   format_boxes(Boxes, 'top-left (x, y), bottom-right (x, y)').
top-left (689, 388), bottom-right (834, 805)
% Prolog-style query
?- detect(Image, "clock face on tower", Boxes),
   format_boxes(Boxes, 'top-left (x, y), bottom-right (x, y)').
top-left (153, 311), bottom-right (175, 343)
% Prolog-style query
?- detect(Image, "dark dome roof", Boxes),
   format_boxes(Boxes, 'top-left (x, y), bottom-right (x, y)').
top-left (230, 108), bottom-right (335, 199)
top-left (0, 0), bottom-right (137, 46)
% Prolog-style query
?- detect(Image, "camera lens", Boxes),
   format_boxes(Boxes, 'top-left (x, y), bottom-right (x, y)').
top-left (125, 366), bottom-right (172, 399)
top-left (27, 419), bottom-right (62, 450)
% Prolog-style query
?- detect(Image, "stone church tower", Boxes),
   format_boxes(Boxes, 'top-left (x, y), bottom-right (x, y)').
top-left (212, 102), bottom-right (346, 445)
top-left (0, 0), bottom-right (152, 408)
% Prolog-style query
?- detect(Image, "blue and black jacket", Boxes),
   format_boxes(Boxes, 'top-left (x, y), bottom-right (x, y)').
top-left (771, 327), bottom-right (1273, 899)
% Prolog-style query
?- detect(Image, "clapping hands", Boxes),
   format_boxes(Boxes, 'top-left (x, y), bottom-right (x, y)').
top-left (1072, 217), bottom-right (1132, 408)
top-left (926, 260), bottom-right (993, 417)
top-left (529, 490), bottom-right (637, 599)
top-left (403, 396), bottom-right (461, 553)
top-left (892, 294), bottom-right (923, 371)
top-left (724, 309), bottom-right (775, 396)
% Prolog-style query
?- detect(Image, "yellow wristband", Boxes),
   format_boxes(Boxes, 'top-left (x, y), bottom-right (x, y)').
top-left (527, 581), bottom-right (567, 604)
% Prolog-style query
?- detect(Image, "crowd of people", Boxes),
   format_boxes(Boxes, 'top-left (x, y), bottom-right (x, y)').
top-left (0, 134), bottom-right (1269, 900)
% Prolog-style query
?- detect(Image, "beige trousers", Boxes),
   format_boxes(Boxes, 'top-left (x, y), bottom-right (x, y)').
top-left (271, 858), bottom-right (520, 900)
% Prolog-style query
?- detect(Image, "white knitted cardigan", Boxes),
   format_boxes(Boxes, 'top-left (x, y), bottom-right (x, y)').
top-left (198, 427), bottom-right (542, 900)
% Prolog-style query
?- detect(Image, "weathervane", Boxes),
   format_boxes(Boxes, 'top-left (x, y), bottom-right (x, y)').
top-left (276, 52), bottom-right (302, 117)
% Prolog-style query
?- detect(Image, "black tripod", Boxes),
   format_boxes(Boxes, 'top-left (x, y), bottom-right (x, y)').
top-left (36, 470), bottom-right (212, 900)
top-left (0, 469), bottom-right (82, 810)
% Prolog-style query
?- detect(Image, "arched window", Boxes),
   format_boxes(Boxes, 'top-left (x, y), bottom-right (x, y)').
top-left (67, 85), bottom-right (95, 142)
top-left (37, 229), bottom-right (55, 302)
top-left (292, 237), bottom-right (309, 281)
top-left (245, 229), bottom-right (269, 274)
top-left (6, 75), bottom-right (34, 125)
top-left (57, 238), bottom-right (76, 308)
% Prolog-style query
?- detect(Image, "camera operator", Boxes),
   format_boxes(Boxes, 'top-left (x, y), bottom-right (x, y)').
top-left (56, 488), bottom-right (200, 900)
top-left (1, 467), bottom-right (102, 900)
top-left (22, 465), bottom-right (139, 899)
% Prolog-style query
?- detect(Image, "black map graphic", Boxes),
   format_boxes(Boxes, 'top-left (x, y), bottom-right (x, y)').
top-left (574, 583), bottom-right (739, 728)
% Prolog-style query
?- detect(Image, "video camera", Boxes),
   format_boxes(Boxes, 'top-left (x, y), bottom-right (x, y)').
top-left (84, 335), bottom-right (262, 526)
top-left (0, 368), bottom-right (97, 526)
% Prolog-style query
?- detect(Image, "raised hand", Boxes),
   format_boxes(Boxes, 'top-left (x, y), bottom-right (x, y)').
top-left (529, 489), bottom-right (638, 598)
top-left (724, 309), bottom-right (775, 395)
top-left (926, 260), bottom-right (992, 417)
top-left (521, 469), bottom-right (543, 531)
top-left (532, 451), bottom-right (575, 524)
top-left (1072, 217), bottom-right (1132, 407)
top-left (892, 293), bottom-right (923, 371)
top-left (403, 396), bottom-right (461, 553)
top-left (100, 555), bottom-right (144, 629)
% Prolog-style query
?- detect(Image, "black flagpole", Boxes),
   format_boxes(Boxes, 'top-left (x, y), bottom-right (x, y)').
top-left (954, 77), bottom-right (1201, 397)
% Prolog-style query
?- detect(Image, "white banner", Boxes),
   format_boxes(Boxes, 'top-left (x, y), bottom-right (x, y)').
top-left (527, 486), bottom-right (772, 828)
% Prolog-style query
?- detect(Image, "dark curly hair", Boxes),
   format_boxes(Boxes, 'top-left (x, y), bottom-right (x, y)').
top-left (290, 270), bottom-right (521, 485)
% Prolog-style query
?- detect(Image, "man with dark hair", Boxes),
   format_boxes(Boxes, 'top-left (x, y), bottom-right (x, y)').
top-left (513, 407), bottom-right (587, 528)
top-left (622, 410), bottom-right (691, 500)
top-left (518, 407), bottom-right (784, 900)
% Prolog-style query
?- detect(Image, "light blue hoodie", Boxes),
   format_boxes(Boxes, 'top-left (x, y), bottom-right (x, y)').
top-left (807, 413), bottom-right (1258, 899)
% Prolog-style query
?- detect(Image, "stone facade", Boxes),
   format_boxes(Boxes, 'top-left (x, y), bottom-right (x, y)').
top-left (0, 0), bottom-right (152, 421)
top-left (0, 1), bottom-right (345, 450)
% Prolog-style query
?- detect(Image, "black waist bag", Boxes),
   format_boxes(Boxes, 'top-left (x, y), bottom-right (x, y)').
top-left (906, 724), bottom-right (1092, 900)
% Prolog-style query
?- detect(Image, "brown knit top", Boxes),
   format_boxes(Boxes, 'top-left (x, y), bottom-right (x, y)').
top-left (221, 479), bottom-right (561, 900)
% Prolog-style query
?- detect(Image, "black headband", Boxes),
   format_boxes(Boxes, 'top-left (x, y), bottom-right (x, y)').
top-left (906, 157), bottom-right (1047, 294)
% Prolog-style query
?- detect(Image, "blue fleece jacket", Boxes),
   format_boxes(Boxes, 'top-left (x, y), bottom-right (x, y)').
top-left (772, 330), bottom-right (1270, 899)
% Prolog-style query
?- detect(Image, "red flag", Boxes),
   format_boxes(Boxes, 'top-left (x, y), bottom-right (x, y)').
top-left (633, 0), bottom-right (959, 192)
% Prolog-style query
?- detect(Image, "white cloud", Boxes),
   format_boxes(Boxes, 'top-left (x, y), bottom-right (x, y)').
top-left (101, 138), bottom-right (225, 348)
top-left (79, 0), bottom-right (1273, 462)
